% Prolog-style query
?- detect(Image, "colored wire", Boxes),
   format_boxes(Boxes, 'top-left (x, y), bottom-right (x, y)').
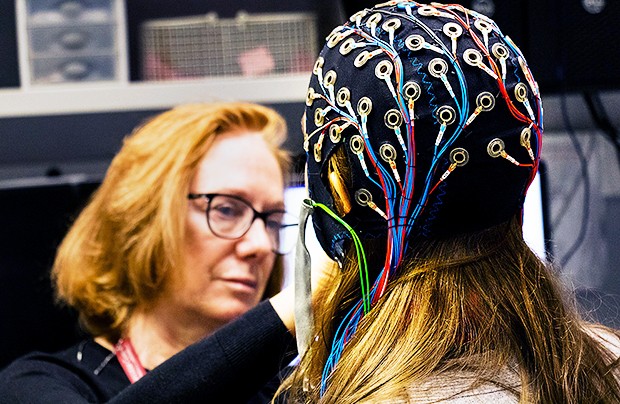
top-left (311, 202), bottom-right (370, 313)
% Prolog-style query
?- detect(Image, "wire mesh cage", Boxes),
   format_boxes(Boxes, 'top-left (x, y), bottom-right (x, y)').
top-left (141, 11), bottom-right (318, 80)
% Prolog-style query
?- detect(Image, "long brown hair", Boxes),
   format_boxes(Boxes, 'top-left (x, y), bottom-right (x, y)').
top-left (53, 102), bottom-right (289, 341)
top-left (279, 148), bottom-right (620, 403)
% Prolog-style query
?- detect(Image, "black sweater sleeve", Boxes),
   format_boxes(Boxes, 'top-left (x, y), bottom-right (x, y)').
top-left (111, 300), bottom-right (297, 403)
top-left (0, 300), bottom-right (296, 404)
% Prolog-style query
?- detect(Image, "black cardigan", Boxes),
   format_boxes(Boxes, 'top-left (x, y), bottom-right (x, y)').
top-left (0, 300), bottom-right (296, 403)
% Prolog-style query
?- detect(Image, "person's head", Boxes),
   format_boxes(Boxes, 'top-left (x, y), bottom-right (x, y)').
top-left (53, 102), bottom-right (290, 341)
top-left (283, 1), bottom-right (580, 401)
top-left (304, 2), bottom-right (542, 265)
top-left (287, 3), bottom-right (620, 402)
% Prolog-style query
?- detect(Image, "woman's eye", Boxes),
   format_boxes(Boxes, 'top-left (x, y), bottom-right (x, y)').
top-left (266, 213), bottom-right (284, 230)
top-left (212, 203), bottom-right (243, 219)
top-left (265, 219), bottom-right (281, 231)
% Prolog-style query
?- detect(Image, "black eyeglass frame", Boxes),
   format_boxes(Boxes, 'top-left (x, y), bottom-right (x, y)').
top-left (187, 193), bottom-right (297, 255)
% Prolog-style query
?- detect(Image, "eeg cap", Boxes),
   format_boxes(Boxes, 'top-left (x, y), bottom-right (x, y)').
top-left (304, 1), bottom-right (543, 262)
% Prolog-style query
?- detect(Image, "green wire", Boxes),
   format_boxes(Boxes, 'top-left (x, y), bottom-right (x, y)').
top-left (310, 201), bottom-right (371, 314)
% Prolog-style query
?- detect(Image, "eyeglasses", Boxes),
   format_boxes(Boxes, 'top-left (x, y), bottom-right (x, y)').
top-left (187, 193), bottom-right (298, 255)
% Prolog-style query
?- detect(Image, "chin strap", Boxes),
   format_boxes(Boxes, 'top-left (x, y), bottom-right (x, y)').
top-left (294, 198), bottom-right (315, 357)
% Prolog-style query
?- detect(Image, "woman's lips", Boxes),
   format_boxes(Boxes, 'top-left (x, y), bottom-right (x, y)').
top-left (220, 277), bottom-right (258, 293)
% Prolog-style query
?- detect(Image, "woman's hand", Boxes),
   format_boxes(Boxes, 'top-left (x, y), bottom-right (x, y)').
top-left (270, 233), bottom-right (337, 335)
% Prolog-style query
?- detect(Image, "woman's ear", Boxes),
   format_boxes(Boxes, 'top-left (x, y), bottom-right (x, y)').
top-left (328, 157), bottom-right (352, 215)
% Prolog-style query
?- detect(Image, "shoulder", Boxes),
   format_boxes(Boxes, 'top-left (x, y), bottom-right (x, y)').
top-left (0, 339), bottom-right (128, 403)
top-left (407, 369), bottom-right (520, 403)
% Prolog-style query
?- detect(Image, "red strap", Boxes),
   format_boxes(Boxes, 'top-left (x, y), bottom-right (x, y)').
top-left (114, 338), bottom-right (147, 383)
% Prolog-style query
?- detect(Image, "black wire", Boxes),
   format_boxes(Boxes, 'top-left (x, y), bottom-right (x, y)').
top-left (583, 91), bottom-right (620, 171)
top-left (558, 94), bottom-right (590, 268)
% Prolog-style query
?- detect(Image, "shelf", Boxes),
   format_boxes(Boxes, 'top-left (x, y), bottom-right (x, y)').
top-left (0, 73), bottom-right (309, 118)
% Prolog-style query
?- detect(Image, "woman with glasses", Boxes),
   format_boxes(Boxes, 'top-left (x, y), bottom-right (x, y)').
top-left (0, 102), bottom-right (308, 403)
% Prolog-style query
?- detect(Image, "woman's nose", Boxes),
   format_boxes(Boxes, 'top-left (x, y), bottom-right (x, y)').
top-left (237, 218), bottom-right (274, 256)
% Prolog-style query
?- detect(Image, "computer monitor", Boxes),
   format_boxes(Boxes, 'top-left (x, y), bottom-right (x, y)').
top-left (522, 168), bottom-right (549, 259)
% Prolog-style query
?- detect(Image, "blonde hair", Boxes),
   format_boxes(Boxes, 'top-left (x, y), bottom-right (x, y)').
top-left (53, 102), bottom-right (289, 341)
top-left (279, 147), bottom-right (620, 403)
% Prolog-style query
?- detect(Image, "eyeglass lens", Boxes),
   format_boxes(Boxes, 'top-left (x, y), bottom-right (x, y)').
top-left (207, 194), bottom-right (298, 254)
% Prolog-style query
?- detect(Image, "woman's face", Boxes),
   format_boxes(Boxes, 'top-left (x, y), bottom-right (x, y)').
top-left (167, 130), bottom-right (284, 330)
